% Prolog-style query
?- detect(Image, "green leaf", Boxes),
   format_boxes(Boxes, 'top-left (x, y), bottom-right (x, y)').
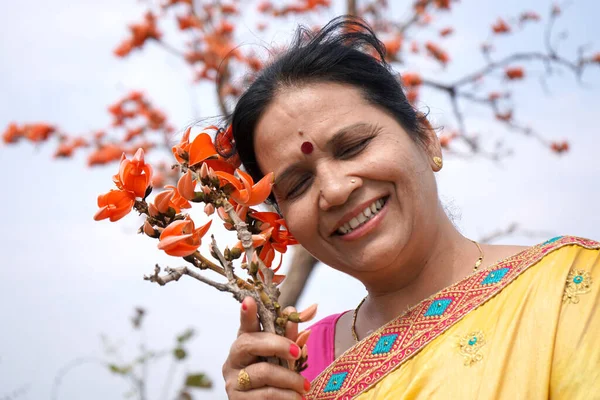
top-left (173, 347), bottom-right (187, 360)
top-left (176, 329), bottom-right (195, 344)
top-left (108, 364), bottom-right (131, 375)
top-left (185, 373), bottom-right (212, 389)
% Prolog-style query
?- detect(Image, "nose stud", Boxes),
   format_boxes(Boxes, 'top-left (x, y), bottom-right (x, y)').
top-left (350, 179), bottom-right (356, 183)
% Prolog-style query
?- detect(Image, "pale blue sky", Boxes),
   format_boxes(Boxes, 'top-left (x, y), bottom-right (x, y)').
top-left (1, 1), bottom-right (599, 399)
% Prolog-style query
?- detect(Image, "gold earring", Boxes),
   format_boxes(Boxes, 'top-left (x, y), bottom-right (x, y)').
top-left (433, 156), bottom-right (443, 169)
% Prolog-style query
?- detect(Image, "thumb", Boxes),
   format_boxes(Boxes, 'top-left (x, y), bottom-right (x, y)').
top-left (237, 296), bottom-right (260, 337)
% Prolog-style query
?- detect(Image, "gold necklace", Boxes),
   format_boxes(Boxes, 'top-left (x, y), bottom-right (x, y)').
top-left (351, 240), bottom-right (484, 343)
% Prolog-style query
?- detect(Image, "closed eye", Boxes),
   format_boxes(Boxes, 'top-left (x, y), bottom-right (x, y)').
top-left (285, 175), bottom-right (313, 200)
top-left (336, 135), bottom-right (375, 158)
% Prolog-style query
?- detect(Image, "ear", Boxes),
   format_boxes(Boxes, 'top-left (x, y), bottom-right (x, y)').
top-left (416, 114), bottom-right (443, 171)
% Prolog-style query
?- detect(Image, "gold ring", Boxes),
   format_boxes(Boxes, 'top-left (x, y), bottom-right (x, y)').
top-left (237, 369), bottom-right (251, 391)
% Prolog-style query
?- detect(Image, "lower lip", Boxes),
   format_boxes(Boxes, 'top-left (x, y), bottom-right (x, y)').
top-left (337, 199), bottom-right (389, 241)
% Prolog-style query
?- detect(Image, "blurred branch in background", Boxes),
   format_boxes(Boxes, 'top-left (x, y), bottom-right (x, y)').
top-left (50, 308), bottom-right (211, 400)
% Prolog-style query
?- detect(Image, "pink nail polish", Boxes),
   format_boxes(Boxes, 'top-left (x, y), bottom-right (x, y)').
top-left (241, 300), bottom-right (247, 311)
top-left (289, 343), bottom-right (300, 358)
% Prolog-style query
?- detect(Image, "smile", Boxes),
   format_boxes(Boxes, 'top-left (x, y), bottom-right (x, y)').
top-left (336, 196), bottom-right (389, 236)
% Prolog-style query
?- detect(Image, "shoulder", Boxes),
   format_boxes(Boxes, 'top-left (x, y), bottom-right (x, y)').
top-left (518, 236), bottom-right (599, 292)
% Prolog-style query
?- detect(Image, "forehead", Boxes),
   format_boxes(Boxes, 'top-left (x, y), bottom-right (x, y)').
top-left (253, 82), bottom-right (370, 171)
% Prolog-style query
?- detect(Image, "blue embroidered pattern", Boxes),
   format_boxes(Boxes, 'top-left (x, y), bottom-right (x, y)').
top-left (372, 333), bottom-right (399, 355)
top-left (424, 298), bottom-right (453, 317)
top-left (323, 372), bottom-right (348, 393)
top-left (481, 267), bottom-right (511, 285)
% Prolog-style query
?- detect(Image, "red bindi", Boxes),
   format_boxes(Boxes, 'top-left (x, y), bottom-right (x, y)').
top-left (301, 141), bottom-right (314, 154)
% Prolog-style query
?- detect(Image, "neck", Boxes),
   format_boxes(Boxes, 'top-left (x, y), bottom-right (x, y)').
top-left (355, 209), bottom-right (478, 338)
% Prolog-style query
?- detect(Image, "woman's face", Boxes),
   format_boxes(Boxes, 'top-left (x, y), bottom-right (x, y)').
top-left (254, 82), bottom-right (441, 280)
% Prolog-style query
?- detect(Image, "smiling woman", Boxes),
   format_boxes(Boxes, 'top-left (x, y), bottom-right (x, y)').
top-left (220, 17), bottom-right (600, 400)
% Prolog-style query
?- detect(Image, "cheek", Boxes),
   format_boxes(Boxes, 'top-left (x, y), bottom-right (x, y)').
top-left (281, 201), bottom-right (317, 242)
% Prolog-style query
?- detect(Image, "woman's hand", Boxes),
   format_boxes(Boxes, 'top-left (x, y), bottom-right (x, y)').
top-left (222, 297), bottom-right (311, 399)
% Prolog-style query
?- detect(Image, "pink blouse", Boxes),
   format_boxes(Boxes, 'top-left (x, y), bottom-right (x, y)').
top-left (300, 312), bottom-right (347, 382)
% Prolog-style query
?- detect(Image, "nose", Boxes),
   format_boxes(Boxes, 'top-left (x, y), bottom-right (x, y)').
top-left (318, 166), bottom-right (361, 211)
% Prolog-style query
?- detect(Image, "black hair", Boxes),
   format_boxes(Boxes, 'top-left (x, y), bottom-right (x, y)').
top-left (230, 16), bottom-right (428, 205)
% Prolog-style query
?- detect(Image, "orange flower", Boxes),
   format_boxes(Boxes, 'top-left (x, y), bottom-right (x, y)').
top-left (215, 170), bottom-right (274, 207)
top-left (519, 11), bottom-right (540, 23)
top-left (158, 216), bottom-right (212, 257)
top-left (402, 73), bottom-right (423, 87)
top-left (383, 36), bottom-right (403, 57)
top-left (251, 212), bottom-right (298, 253)
top-left (551, 141), bottom-right (569, 154)
top-left (505, 67), bottom-right (525, 80)
top-left (172, 127), bottom-right (192, 163)
top-left (177, 14), bottom-right (202, 30)
top-left (439, 27), bottom-right (453, 37)
top-left (94, 189), bottom-right (136, 222)
top-left (153, 185), bottom-right (191, 213)
top-left (492, 18), bottom-right (510, 34)
top-left (215, 125), bottom-right (242, 169)
top-left (425, 42), bottom-right (449, 65)
top-left (189, 132), bottom-right (218, 166)
top-left (113, 148), bottom-right (153, 198)
top-left (2, 123), bottom-right (21, 143)
top-left (495, 111), bottom-right (513, 121)
top-left (88, 143), bottom-right (126, 166)
top-left (177, 169), bottom-right (196, 200)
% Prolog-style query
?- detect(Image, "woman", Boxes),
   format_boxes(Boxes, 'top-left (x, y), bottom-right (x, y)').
top-left (221, 17), bottom-right (600, 399)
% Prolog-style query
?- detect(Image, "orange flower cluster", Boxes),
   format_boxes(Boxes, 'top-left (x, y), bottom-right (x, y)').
top-left (269, 0), bottom-right (331, 16)
top-left (54, 137), bottom-right (88, 158)
top-left (114, 11), bottom-right (162, 58)
top-left (551, 141), bottom-right (569, 154)
top-left (108, 91), bottom-right (171, 134)
top-left (172, 125), bottom-right (240, 172)
top-left (505, 67), bottom-right (525, 80)
top-left (94, 149), bottom-right (153, 222)
top-left (425, 42), bottom-right (449, 65)
top-left (2, 122), bottom-right (56, 144)
top-left (492, 18), bottom-right (511, 34)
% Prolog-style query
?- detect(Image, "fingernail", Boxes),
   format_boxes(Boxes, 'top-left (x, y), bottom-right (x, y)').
top-left (289, 343), bottom-right (300, 358)
top-left (241, 299), bottom-right (247, 311)
top-left (304, 378), bottom-right (311, 391)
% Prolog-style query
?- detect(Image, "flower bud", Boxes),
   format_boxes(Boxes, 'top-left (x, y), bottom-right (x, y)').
top-left (230, 247), bottom-right (242, 259)
top-left (204, 203), bottom-right (215, 216)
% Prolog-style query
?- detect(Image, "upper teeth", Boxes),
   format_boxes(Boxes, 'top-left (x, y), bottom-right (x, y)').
top-left (337, 198), bottom-right (385, 235)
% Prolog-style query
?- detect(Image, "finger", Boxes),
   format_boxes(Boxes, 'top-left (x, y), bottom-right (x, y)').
top-left (282, 306), bottom-right (298, 341)
top-left (238, 296), bottom-right (260, 337)
top-left (231, 332), bottom-right (302, 368)
top-left (239, 362), bottom-right (309, 394)
top-left (234, 387), bottom-right (303, 400)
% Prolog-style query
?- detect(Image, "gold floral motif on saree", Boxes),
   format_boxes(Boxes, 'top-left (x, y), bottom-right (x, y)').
top-left (563, 269), bottom-right (592, 304)
top-left (458, 330), bottom-right (486, 366)
top-left (307, 236), bottom-right (600, 400)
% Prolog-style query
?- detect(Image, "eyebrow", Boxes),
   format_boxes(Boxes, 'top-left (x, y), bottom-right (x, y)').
top-left (273, 122), bottom-right (376, 188)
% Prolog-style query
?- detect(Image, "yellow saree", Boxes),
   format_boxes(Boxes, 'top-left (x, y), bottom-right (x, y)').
top-left (307, 236), bottom-right (600, 399)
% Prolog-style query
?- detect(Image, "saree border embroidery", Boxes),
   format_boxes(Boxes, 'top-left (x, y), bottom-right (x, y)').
top-left (307, 236), bottom-right (600, 400)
